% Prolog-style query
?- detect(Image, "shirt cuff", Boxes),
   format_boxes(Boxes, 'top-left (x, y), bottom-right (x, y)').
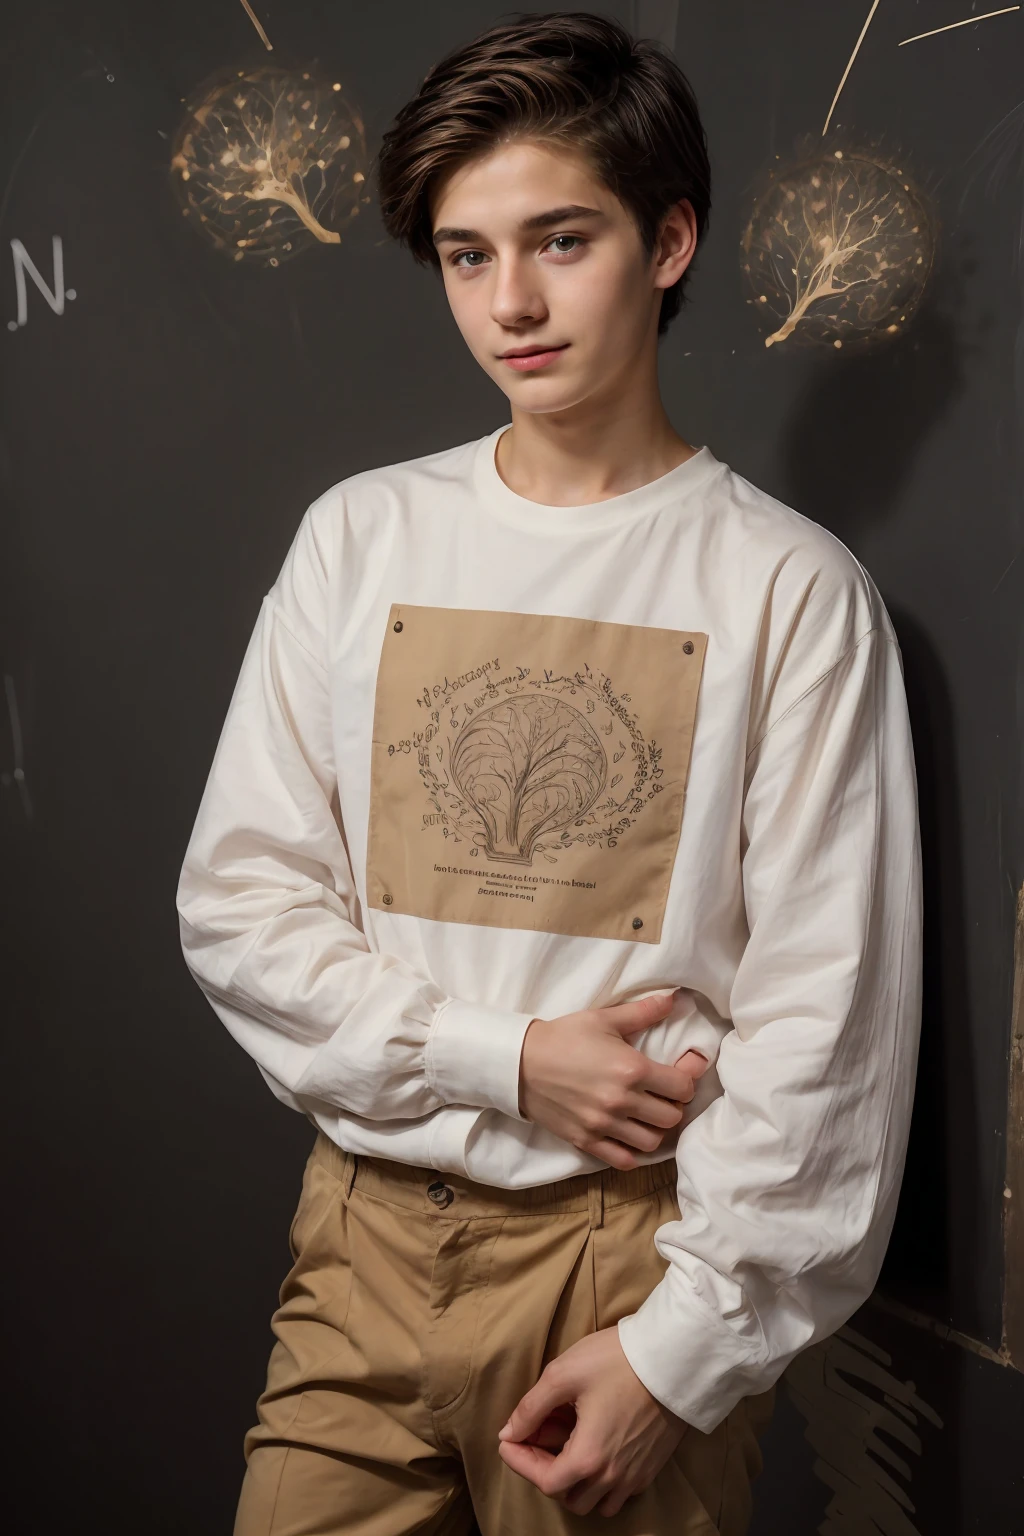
top-left (616, 1265), bottom-right (772, 1434)
top-left (424, 998), bottom-right (538, 1122)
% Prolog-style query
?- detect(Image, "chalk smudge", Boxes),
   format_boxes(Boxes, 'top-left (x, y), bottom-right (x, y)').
top-left (3, 673), bottom-right (32, 822)
top-left (784, 1323), bottom-right (943, 1536)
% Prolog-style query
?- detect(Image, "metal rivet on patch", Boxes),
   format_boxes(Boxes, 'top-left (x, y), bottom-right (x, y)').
top-left (632, 917), bottom-right (643, 930)
top-left (682, 640), bottom-right (694, 654)
top-left (393, 620), bottom-right (403, 632)
top-left (382, 894), bottom-right (393, 905)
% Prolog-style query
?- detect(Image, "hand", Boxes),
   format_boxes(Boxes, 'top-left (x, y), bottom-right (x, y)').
top-left (518, 991), bottom-right (709, 1169)
top-left (496, 1325), bottom-right (689, 1517)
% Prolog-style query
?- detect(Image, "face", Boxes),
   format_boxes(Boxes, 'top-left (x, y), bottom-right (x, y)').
top-left (430, 139), bottom-right (696, 417)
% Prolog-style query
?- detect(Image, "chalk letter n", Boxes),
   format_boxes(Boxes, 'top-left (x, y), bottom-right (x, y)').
top-left (9, 237), bottom-right (68, 328)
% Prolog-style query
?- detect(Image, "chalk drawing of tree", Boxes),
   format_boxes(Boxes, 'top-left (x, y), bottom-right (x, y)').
top-left (450, 695), bottom-right (607, 864)
top-left (171, 64), bottom-right (368, 265)
top-left (741, 151), bottom-right (935, 351)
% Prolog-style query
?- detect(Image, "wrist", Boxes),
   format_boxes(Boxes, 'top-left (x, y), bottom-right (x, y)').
top-left (426, 1000), bottom-right (538, 1121)
top-left (518, 1017), bottom-right (542, 1116)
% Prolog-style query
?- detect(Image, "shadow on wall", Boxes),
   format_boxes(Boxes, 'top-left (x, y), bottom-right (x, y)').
top-left (880, 606), bottom-right (975, 1331)
top-left (755, 282), bottom-right (983, 1533)
top-left (772, 277), bottom-right (978, 1330)
top-left (777, 292), bottom-right (964, 545)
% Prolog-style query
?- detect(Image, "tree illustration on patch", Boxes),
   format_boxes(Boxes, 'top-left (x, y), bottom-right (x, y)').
top-left (450, 695), bottom-right (607, 864)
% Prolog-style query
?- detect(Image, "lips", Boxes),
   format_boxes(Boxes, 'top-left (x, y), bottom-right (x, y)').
top-left (499, 344), bottom-right (570, 372)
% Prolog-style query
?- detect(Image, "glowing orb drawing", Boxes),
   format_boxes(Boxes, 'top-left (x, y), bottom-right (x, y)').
top-left (450, 695), bottom-right (607, 865)
top-left (170, 64), bottom-right (368, 265)
top-left (741, 151), bottom-right (936, 351)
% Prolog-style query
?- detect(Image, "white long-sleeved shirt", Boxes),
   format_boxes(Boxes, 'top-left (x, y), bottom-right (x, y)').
top-left (176, 426), bottom-right (922, 1433)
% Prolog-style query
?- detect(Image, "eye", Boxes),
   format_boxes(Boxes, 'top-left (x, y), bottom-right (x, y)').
top-left (546, 234), bottom-right (583, 255)
top-left (452, 250), bottom-right (489, 268)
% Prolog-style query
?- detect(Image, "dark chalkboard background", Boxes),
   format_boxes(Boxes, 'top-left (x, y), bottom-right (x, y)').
top-left (1, 2), bottom-right (1021, 1529)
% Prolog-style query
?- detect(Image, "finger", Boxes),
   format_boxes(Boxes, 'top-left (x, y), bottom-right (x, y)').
top-left (499, 1445), bottom-right (608, 1517)
top-left (498, 1435), bottom-right (596, 1506)
top-left (497, 1437), bottom-right (559, 1485)
top-left (525, 1421), bottom-right (573, 1450)
top-left (522, 1404), bottom-right (575, 1450)
top-left (606, 1115), bottom-right (668, 1153)
top-left (565, 1474), bottom-right (615, 1518)
top-left (585, 1137), bottom-right (641, 1170)
top-left (541, 1431), bottom-right (607, 1498)
top-left (596, 1484), bottom-right (635, 1517)
top-left (625, 1089), bottom-right (685, 1129)
top-left (599, 989), bottom-right (679, 1033)
top-left (500, 1373), bottom-right (571, 1442)
top-left (673, 1049), bottom-right (709, 1078)
top-left (642, 1056), bottom-right (706, 1102)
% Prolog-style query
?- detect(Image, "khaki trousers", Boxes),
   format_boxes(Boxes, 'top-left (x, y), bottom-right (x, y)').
top-left (234, 1130), bottom-right (774, 1536)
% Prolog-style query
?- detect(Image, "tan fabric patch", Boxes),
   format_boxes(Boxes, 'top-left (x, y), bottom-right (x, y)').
top-left (365, 605), bottom-right (707, 944)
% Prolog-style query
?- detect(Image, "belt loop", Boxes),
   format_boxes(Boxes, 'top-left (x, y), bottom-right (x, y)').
top-left (343, 1150), bottom-right (358, 1198)
top-left (588, 1171), bottom-right (604, 1229)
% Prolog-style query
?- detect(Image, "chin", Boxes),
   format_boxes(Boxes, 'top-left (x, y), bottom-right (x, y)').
top-left (494, 376), bottom-right (596, 416)
top-left (513, 393), bottom-right (596, 417)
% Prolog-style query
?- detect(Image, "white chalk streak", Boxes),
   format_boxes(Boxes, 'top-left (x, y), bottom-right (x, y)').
top-left (900, 8), bottom-right (1020, 45)
top-left (823, 0), bottom-right (884, 138)
top-left (238, 0), bottom-right (273, 51)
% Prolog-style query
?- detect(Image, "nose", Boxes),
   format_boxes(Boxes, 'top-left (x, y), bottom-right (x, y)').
top-left (489, 254), bottom-right (547, 330)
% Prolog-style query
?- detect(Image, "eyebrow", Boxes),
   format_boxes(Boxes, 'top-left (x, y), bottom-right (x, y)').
top-left (432, 204), bottom-right (604, 247)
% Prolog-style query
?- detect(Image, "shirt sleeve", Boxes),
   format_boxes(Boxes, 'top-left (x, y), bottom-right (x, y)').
top-left (175, 503), bottom-right (537, 1124)
top-left (616, 622), bottom-right (923, 1433)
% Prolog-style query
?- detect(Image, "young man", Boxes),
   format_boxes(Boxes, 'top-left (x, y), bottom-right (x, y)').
top-left (176, 13), bottom-right (922, 1534)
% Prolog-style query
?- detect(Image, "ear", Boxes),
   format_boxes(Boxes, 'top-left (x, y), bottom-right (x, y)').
top-left (652, 198), bottom-right (698, 292)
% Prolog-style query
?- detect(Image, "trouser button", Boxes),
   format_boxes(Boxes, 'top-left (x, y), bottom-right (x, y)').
top-left (427, 1179), bottom-right (454, 1208)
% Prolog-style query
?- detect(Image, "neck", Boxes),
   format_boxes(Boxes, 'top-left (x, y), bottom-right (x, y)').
top-left (495, 357), bottom-right (696, 507)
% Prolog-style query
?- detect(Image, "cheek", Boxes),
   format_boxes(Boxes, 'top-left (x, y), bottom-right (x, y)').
top-left (442, 276), bottom-right (493, 354)
top-left (559, 257), bottom-right (647, 341)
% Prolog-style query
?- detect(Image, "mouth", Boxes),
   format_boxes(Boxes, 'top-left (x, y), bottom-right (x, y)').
top-left (498, 343), bottom-right (570, 372)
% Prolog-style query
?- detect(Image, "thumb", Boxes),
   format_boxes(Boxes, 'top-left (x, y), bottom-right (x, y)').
top-left (498, 1371), bottom-right (572, 1442)
top-left (673, 1048), bottom-right (709, 1078)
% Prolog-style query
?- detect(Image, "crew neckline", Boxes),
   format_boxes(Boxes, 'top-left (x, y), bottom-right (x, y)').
top-left (471, 424), bottom-right (724, 534)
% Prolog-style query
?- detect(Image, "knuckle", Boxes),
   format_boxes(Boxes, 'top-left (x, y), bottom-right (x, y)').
top-left (543, 1361), bottom-right (567, 1393)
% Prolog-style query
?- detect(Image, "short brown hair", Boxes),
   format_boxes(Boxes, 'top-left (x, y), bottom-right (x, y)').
top-left (375, 12), bottom-right (711, 335)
